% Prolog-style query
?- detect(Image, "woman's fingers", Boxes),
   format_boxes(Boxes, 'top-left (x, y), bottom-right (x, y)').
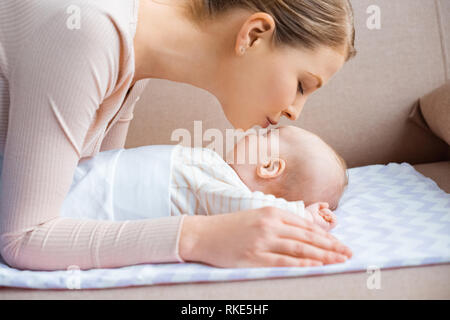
top-left (260, 252), bottom-right (324, 267)
top-left (269, 238), bottom-right (348, 265)
top-left (278, 209), bottom-right (341, 241)
top-left (276, 210), bottom-right (352, 258)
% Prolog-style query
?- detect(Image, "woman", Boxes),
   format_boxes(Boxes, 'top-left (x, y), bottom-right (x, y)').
top-left (0, 0), bottom-right (355, 271)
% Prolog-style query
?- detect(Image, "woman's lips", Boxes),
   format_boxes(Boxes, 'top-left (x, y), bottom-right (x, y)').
top-left (262, 117), bottom-right (278, 128)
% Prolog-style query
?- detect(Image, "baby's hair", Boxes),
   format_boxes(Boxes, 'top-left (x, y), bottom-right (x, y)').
top-left (312, 138), bottom-right (348, 210)
top-left (330, 148), bottom-right (349, 209)
top-left (279, 136), bottom-right (348, 211)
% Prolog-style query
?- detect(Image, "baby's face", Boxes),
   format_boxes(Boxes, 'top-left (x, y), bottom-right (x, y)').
top-left (228, 125), bottom-right (345, 209)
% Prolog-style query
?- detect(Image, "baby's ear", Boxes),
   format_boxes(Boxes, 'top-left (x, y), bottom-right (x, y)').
top-left (256, 158), bottom-right (286, 179)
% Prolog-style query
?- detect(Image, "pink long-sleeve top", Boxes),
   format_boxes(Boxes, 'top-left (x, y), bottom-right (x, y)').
top-left (0, 0), bottom-right (186, 270)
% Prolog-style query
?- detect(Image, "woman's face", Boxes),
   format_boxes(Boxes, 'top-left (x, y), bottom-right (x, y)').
top-left (215, 13), bottom-right (347, 131)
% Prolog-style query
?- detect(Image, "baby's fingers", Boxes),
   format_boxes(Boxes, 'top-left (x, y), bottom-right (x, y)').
top-left (318, 202), bottom-right (329, 210)
top-left (319, 208), bottom-right (335, 221)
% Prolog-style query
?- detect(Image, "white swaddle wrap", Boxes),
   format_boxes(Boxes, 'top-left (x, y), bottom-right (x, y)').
top-left (60, 145), bottom-right (175, 220)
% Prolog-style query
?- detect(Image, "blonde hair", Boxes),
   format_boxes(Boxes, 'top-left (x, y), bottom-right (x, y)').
top-left (185, 0), bottom-right (356, 61)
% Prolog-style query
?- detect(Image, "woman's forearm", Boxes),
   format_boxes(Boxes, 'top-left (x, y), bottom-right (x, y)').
top-left (0, 215), bottom-right (186, 270)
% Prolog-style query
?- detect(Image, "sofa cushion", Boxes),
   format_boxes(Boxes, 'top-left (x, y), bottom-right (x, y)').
top-left (413, 161), bottom-right (450, 193)
top-left (419, 82), bottom-right (450, 145)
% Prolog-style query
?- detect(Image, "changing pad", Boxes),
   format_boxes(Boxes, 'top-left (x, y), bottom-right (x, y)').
top-left (1, 162), bottom-right (449, 289)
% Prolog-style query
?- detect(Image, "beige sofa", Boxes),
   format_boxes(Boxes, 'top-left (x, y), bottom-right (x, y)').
top-left (1, 0), bottom-right (449, 299)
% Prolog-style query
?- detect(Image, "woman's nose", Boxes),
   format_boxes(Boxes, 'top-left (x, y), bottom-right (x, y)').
top-left (282, 104), bottom-right (303, 121)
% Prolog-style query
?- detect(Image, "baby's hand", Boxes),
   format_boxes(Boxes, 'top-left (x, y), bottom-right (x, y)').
top-left (305, 202), bottom-right (337, 231)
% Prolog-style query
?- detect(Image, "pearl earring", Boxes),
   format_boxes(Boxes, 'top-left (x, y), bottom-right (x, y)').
top-left (240, 46), bottom-right (246, 54)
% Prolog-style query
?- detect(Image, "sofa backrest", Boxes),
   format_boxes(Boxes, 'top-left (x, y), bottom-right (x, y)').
top-left (126, 0), bottom-right (450, 167)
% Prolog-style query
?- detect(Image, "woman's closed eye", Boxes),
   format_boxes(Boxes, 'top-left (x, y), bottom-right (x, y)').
top-left (297, 81), bottom-right (304, 95)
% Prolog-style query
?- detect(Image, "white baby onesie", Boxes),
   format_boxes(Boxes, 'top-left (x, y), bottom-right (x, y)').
top-left (60, 144), bottom-right (307, 220)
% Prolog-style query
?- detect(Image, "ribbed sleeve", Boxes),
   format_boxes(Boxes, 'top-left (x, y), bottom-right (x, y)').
top-left (100, 112), bottom-right (135, 152)
top-left (0, 3), bottom-right (186, 271)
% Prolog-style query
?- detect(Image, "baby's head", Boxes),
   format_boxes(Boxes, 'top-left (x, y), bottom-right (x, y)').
top-left (228, 125), bottom-right (348, 210)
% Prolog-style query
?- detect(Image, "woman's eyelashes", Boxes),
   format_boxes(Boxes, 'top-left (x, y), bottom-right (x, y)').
top-left (297, 81), bottom-right (304, 95)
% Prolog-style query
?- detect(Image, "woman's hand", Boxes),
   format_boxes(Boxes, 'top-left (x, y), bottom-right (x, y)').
top-left (179, 206), bottom-right (352, 268)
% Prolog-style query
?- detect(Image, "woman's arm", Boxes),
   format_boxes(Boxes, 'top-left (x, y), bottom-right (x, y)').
top-left (0, 7), bottom-right (184, 271)
top-left (100, 80), bottom-right (150, 152)
top-left (100, 114), bottom-right (134, 152)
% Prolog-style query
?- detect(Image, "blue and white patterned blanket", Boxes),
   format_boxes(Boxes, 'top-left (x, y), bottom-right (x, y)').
top-left (0, 162), bottom-right (449, 289)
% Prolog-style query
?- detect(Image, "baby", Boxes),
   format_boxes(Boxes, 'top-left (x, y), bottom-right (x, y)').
top-left (226, 125), bottom-right (348, 230)
top-left (61, 126), bottom-right (348, 231)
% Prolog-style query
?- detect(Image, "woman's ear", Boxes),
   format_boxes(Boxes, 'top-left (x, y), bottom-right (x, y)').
top-left (235, 12), bottom-right (276, 56)
top-left (256, 158), bottom-right (286, 179)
